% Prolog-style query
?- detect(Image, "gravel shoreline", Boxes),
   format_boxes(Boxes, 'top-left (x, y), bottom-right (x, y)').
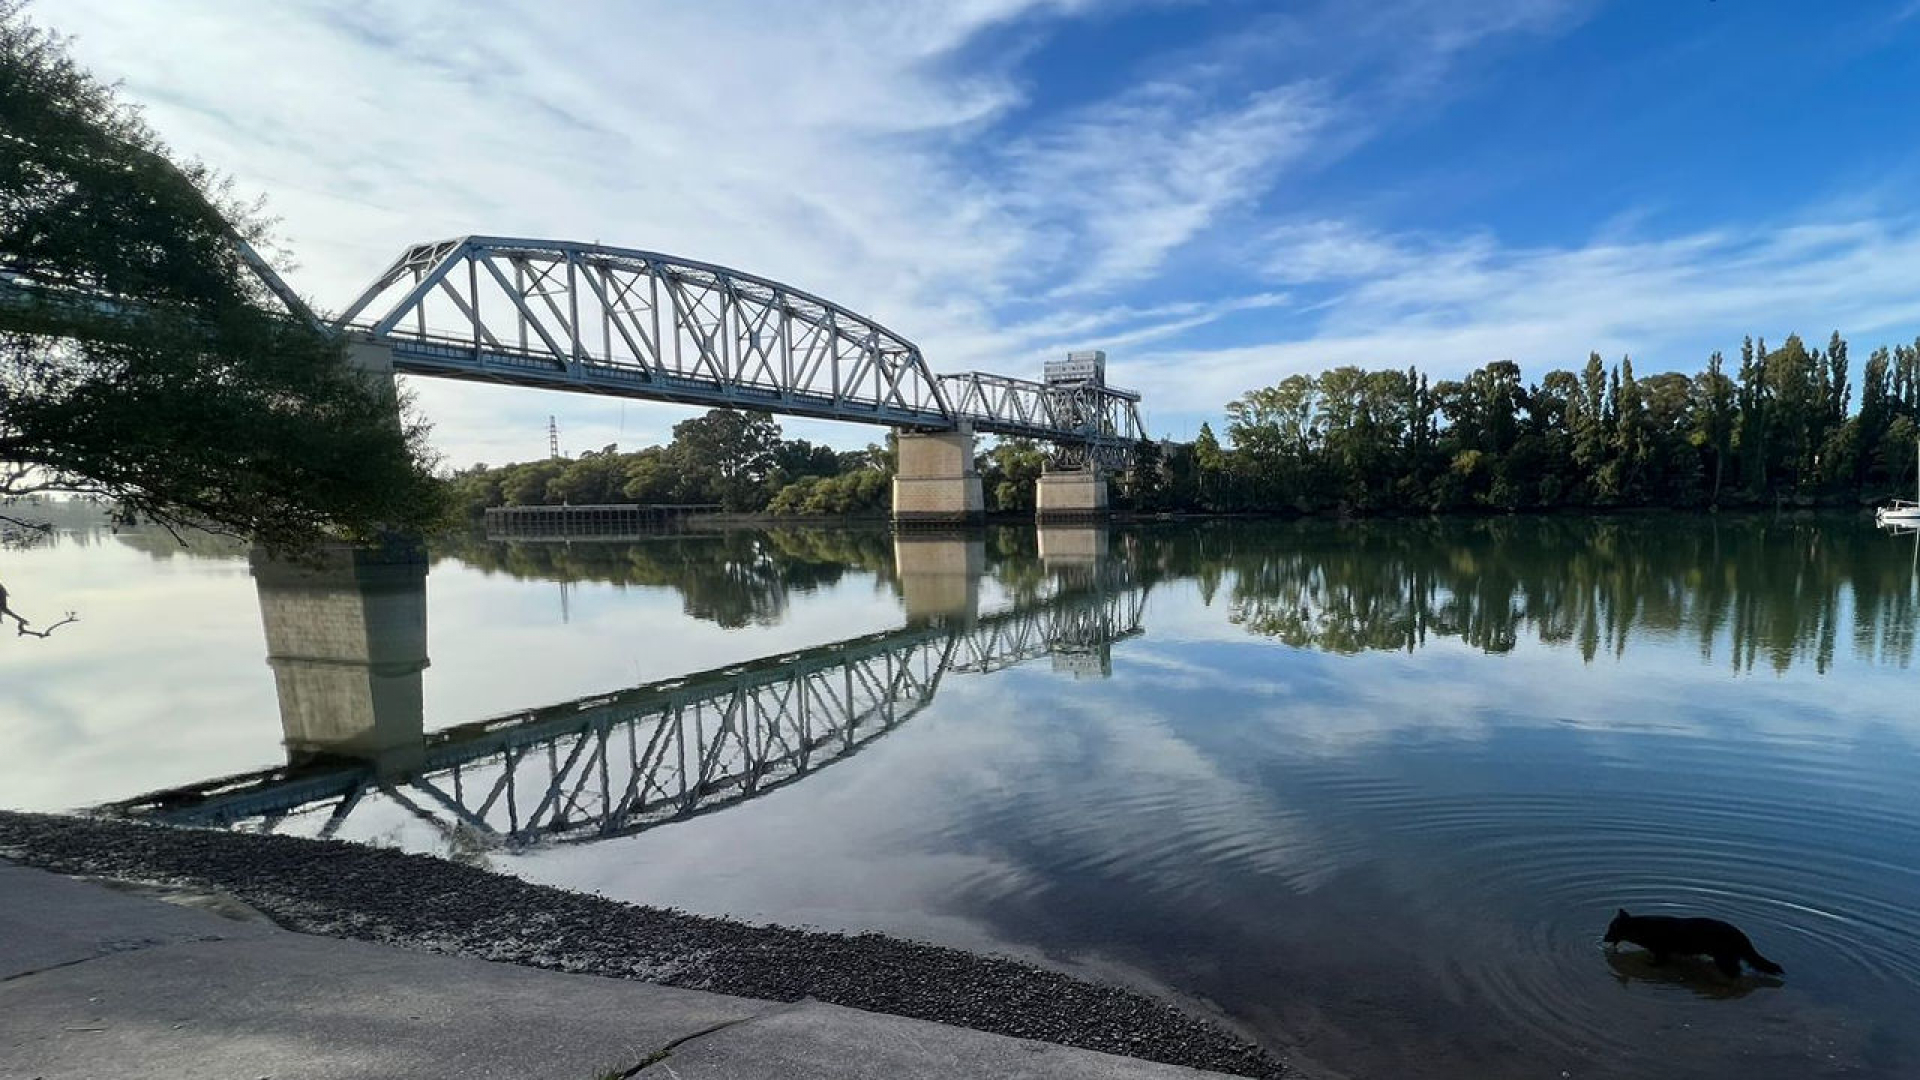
top-left (0, 811), bottom-right (1284, 1078)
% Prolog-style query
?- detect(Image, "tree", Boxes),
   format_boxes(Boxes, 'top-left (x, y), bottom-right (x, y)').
top-left (1316, 366), bottom-right (1408, 511)
top-left (1826, 331), bottom-right (1851, 428)
top-left (445, 463), bottom-right (506, 520)
top-left (1877, 415), bottom-right (1918, 497)
top-left (1690, 352), bottom-right (1735, 504)
top-left (836, 442), bottom-right (893, 475)
top-left (770, 438), bottom-right (839, 486)
top-left (765, 469), bottom-right (889, 516)
top-left (1192, 422), bottom-right (1227, 510)
top-left (620, 446), bottom-right (680, 504)
top-left (1763, 334), bottom-right (1817, 493)
top-left (547, 445), bottom-right (628, 505)
top-left (1227, 375), bottom-right (1318, 508)
top-left (1736, 336), bottom-right (1769, 496)
top-left (499, 459), bottom-right (566, 506)
top-left (1612, 356), bottom-right (1648, 502)
top-left (0, 6), bottom-right (442, 634)
top-left (1854, 347), bottom-right (1895, 488)
top-left (1641, 371), bottom-right (1698, 503)
top-left (668, 409), bottom-right (780, 509)
top-left (1571, 353), bottom-right (1610, 499)
top-left (980, 438), bottom-right (1045, 512)
top-left (1118, 439), bottom-right (1168, 512)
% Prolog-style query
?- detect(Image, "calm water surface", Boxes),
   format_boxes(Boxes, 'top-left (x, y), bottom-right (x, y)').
top-left (3, 516), bottom-right (1917, 1080)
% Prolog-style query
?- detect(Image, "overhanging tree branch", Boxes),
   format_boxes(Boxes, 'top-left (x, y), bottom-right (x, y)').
top-left (0, 4), bottom-right (449, 639)
top-left (0, 581), bottom-right (75, 638)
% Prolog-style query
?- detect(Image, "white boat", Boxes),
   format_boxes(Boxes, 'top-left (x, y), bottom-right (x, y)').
top-left (1879, 440), bottom-right (1920, 526)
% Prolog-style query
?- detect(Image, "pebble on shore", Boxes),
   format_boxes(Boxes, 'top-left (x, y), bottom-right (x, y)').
top-left (0, 810), bottom-right (1285, 1078)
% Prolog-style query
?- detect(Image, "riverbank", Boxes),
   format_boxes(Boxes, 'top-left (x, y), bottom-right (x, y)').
top-left (0, 811), bottom-right (1285, 1078)
top-left (468, 498), bottom-right (1890, 535)
top-left (0, 856), bottom-right (1270, 1080)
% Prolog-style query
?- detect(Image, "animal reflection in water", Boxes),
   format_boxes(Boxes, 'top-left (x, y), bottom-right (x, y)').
top-left (1604, 948), bottom-right (1785, 999)
top-left (1602, 909), bottom-right (1786, 998)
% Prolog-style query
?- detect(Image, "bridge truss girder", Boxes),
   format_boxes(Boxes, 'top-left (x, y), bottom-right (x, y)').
top-left (333, 236), bottom-right (952, 428)
top-left (332, 236), bottom-right (1144, 462)
top-left (938, 372), bottom-right (1144, 469)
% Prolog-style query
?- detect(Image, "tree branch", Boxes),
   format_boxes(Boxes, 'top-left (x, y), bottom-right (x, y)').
top-left (0, 583), bottom-right (77, 638)
top-left (0, 511), bottom-right (53, 536)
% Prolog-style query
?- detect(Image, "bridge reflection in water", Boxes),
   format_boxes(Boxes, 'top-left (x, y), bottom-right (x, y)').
top-left (108, 529), bottom-right (1145, 850)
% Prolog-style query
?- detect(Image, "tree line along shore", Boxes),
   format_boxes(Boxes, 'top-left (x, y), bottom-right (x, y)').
top-left (447, 332), bottom-right (1920, 520)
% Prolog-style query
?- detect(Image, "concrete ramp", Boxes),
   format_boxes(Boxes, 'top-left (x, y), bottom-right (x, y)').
top-left (0, 862), bottom-right (1249, 1080)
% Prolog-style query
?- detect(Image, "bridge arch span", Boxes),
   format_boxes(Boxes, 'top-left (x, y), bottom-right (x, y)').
top-left (331, 236), bottom-right (1144, 466)
top-left (333, 236), bottom-right (955, 427)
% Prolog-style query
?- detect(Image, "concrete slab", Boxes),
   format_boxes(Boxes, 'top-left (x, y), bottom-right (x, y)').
top-left (0, 860), bottom-right (276, 981)
top-left (0, 932), bottom-right (769, 1080)
top-left (0, 864), bottom-right (1254, 1080)
top-left (663, 999), bottom-right (1240, 1080)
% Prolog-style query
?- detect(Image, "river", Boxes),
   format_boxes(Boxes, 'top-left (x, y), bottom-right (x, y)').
top-left (3, 515), bottom-right (1916, 1080)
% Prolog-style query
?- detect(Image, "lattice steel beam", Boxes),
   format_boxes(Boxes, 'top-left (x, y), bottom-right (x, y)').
top-left (331, 237), bottom-right (1146, 458)
top-left (333, 236), bottom-right (953, 427)
top-left (938, 372), bottom-right (1145, 468)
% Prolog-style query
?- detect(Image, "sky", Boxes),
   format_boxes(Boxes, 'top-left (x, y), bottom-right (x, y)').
top-left (43, 0), bottom-right (1920, 466)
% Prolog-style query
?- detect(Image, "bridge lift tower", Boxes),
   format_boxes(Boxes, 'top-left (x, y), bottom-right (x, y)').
top-left (1034, 350), bottom-right (1118, 523)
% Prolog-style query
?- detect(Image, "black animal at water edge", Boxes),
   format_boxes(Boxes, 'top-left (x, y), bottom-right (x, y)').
top-left (1603, 909), bottom-right (1783, 977)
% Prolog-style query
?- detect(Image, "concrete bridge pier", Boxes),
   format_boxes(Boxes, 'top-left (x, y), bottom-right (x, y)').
top-left (251, 542), bottom-right (429, 778)
top-left (1035, 467), bottom-right (1110, 523)
top-left (345, 338), bottom-right (397, 380)
top-left (892, 427), bottom-right (984, 526)
top-left (892, 533), bottom-right (985, 624)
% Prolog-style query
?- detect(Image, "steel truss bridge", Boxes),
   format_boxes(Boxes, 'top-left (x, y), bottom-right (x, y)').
top-left (108, 585), bottom-right (1147, 850)
top-left (333, 237), bottom-right (1146, 466)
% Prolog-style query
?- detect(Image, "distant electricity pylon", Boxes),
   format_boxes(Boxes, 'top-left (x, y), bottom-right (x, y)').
top-left (548, 415), bottom-right (560, 460)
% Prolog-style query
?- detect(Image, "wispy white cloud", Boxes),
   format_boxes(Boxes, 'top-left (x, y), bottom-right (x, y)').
top-left (1262, 220), bottom-right (1440, 283)
top-left (60, 0), bottom-right (1897, 465)
top-left (1138, 213), bottom-right (1920, 417)
top-left (1002, 80), bottom-right (1333, 296)
top-left (52, 0), bottom-right (1087, 460)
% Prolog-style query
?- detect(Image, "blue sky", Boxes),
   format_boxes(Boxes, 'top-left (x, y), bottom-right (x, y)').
top-left (47, 0), bottom-right (1920, 463)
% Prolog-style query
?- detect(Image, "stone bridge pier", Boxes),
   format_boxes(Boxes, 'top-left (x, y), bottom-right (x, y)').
top-left (891, 427), bottom-right (984, 526)
top-left (1036, 466), bottom-right (1109, 523)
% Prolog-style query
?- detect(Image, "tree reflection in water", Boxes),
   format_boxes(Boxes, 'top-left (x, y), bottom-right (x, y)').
top-left (437, 527), bottom-right (898, 629)
top-left (110, 514), bottom-right (1915, 671)
top-left (1210, 515), bottom-right (1916, 671)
